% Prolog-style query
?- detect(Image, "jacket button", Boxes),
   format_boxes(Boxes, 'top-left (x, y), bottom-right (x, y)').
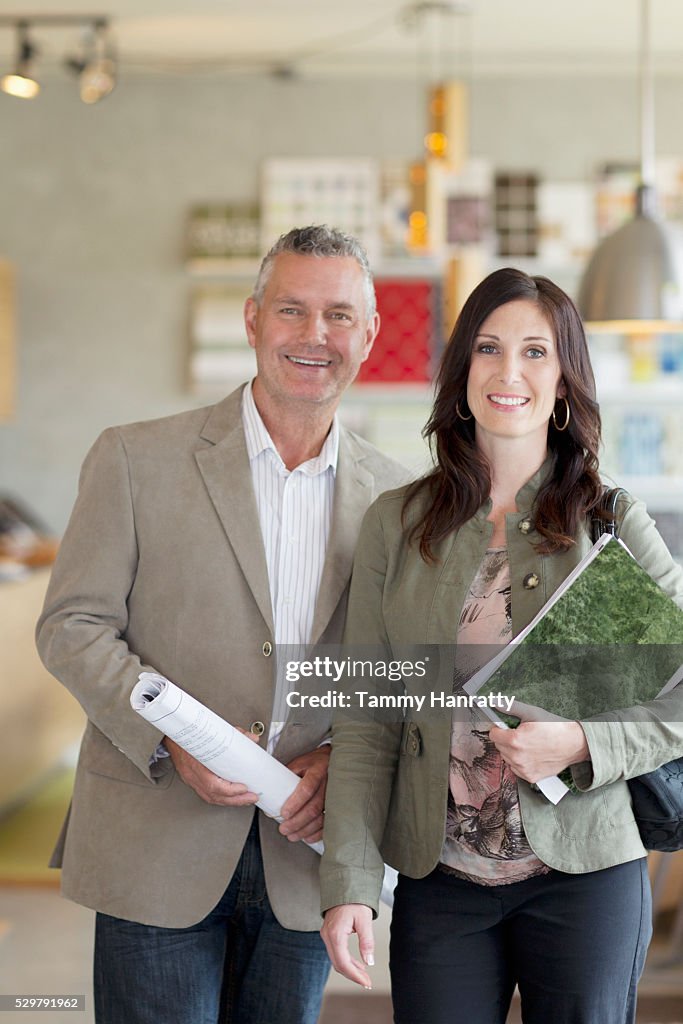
top-left (262, 641), bottom-right (272, 657)
top-left (523, 572), bottom-right (540, 589)
top-left (250, 721), bottom-right (266, 737)
top-left (410, 737), bottom-right (419, 753)
top-left (518, 518), bottom-right (532, 534)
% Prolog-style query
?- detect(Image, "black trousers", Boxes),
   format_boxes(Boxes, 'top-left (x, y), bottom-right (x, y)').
top-left (390, 858), bottom-right (651, 1024)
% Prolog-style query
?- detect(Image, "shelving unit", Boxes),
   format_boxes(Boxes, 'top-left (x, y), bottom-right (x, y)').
top-left (186, 258), bottom-right (261, 279)
top-left (590, 330), bottom-right (683, 559)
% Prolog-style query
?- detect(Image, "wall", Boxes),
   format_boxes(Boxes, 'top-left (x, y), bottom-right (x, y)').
top-left (1, 71), bottom-right (682, 531)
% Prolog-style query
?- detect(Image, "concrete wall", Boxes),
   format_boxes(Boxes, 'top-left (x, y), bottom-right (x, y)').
top-left (2, 71), bottom-right (683, 530)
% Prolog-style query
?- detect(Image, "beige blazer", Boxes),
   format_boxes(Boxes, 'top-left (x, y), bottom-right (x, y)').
top-left (36, 385), bottom-right (408, 930)
top-left (320, 469), bottom-right (683, 916)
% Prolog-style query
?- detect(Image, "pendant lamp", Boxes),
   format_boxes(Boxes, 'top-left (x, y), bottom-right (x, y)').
top-left (577, 0), bottom-right (683, 330)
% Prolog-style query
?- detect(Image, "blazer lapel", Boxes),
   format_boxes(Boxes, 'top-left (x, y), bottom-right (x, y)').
top-left (194, 389), bottom-right (274, 633)
top-left (309, 429), bottom-right (374, 643)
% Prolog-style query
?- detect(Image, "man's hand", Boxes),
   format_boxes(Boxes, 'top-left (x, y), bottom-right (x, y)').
top-left (279, 746), bottom-right (330, 843)
top-left (165, 735), bottom-right (260, 806)
top-left (321, 904), bottom-right (375, 989)
top-left (489, 715), bottom-right (590, 784)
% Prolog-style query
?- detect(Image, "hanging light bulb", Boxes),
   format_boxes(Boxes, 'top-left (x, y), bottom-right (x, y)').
top-left (402, 2), bottom-right (472, 254)
top-left (1, 21), bottom-right (40, 100)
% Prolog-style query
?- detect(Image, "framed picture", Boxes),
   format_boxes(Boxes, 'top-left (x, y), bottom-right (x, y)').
top-left (186, 203), bottom-right (260, 262)
top-left (355, 277), bottom-right (442, 385)
top-left (261, 158), bottom-right (380, 262)
top-left (494, 172), bottom-right (538, 257)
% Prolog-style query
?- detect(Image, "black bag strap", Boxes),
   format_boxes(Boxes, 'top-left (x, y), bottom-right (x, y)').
top-left (590, 486), bottom-right (628, 545)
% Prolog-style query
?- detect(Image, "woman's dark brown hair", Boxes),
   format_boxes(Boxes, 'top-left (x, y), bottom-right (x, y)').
top-left (405, 267), bottom-right (604, 560)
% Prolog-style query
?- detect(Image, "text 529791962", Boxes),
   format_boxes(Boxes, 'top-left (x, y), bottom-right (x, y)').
top-left (0, 996), bottom-right (85, 1011)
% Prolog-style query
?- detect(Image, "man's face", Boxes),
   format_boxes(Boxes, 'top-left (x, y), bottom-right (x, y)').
top-left (244, 253), bottom-right (378, 413)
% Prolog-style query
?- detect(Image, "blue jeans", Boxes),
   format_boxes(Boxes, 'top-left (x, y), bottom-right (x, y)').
top-left (94, 816), bottom-right (330, 1024)
top-left (390, 858), bottom-right (652, 1024)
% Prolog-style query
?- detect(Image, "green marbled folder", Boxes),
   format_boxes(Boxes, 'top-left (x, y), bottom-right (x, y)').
top-left (463, 535), bottom-right (683, 722)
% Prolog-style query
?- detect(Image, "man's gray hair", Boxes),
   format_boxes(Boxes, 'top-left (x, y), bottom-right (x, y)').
top-left (252, 225), bottom-right (376, 318)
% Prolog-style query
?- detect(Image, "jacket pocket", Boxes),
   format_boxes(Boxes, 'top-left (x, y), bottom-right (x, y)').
top-left (551, 781), bottom-right (632, 839)
top-left (81, 724), bottom-right (175, 789)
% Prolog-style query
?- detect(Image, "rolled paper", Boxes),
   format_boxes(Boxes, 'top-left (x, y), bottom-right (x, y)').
top-left (131, 672), bottom-right (319, 846)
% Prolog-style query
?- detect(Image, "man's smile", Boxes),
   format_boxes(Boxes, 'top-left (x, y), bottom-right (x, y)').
top-left (285, 355), bottom-right (333, 367)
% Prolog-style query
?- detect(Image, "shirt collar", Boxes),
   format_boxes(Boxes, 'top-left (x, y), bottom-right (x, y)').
top-left (241, 380), bottom-right (339, 476)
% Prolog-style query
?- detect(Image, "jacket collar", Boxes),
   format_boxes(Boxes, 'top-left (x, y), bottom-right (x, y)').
top-left (472, 453), bottom-right (555, 523)
top-left (195, 385), bottom-right (274, 631)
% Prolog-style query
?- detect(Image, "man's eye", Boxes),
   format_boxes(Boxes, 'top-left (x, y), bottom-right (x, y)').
top-left (279, 307), bottom-right (301, 315)
top-left (329, 311), bottom-right (352, 321)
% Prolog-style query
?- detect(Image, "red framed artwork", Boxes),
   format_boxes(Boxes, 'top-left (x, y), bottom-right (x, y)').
top-left (356, 278), bottom-right (441, 385)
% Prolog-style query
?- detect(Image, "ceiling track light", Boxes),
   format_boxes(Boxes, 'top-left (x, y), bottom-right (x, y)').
top-left (66, 19), bottom-right (117, 104)
top-left (1, 21), bottom-right (40, 99)
top-left (0, 14), bottom-right (116, 104)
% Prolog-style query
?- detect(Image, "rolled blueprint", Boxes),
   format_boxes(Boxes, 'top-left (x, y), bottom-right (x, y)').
top-left (131, 672), bottom-right (317, 835)
top-left (130, 672), bottom-right (397, 907)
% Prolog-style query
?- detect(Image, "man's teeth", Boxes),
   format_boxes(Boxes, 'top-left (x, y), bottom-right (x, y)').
top-left (288, 356), bottom-right (331, 366)
top-left (490, 395), bottom-right (528, 406)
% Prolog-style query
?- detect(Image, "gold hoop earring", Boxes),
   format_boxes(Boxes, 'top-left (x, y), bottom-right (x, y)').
top-left (456, 400), bottom-right (472, 422)
top-left (552, 397), bottom-right (570, 432)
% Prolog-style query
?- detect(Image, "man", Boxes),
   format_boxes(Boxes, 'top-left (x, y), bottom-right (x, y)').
top-left (36, 226), bottom-right (409, 1024)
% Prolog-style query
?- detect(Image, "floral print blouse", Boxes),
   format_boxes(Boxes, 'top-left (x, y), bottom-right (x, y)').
top-left (440, 548), bottom-right (550, 885)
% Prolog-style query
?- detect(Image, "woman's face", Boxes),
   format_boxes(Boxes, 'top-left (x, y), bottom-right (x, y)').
top-left (466, 299), bottom-right (566, 452)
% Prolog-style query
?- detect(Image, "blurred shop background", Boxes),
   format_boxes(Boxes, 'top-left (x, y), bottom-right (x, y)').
top-left (1, 1), bottom-right (683, 1020)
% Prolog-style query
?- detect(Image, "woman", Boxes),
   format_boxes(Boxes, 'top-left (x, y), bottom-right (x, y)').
top-left (319, 267), bottom-right (683, 1024)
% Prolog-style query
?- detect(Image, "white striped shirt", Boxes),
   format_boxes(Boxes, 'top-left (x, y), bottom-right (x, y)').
top-left (241, 382), bottom-right (338, 750)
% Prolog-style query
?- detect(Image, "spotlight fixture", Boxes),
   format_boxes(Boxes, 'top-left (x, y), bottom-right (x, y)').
top-left (67, 19), bottom-right (116, 104)
top-left (1, 21), bottom-right (40, 99)
top-left (0, 14), bottom-right (116, 104)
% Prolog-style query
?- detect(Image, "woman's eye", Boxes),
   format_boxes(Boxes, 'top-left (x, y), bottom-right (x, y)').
top-left (476, 343), bottom-right (497, 354)
top-left (526, 347), bottom-right (546, 359)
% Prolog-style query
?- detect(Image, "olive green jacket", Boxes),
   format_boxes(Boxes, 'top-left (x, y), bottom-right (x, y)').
top-left (320, 465), bottom-right (683, 916)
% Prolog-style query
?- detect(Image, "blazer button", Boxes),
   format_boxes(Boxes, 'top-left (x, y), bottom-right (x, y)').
top-left (518, 518), bottom-right (533, 534)
top-left (523, 572), bottom-right (540, 590)
top-left (262, 641), bottom-right (272, 657)
top-left (250, 721), bottom-right (266, 737)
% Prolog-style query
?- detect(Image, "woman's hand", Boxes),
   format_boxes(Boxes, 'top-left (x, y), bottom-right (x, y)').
top-left (489, 717), bottom-right (590, 783)
top-left (321, 904), bottom-right (375, 989)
